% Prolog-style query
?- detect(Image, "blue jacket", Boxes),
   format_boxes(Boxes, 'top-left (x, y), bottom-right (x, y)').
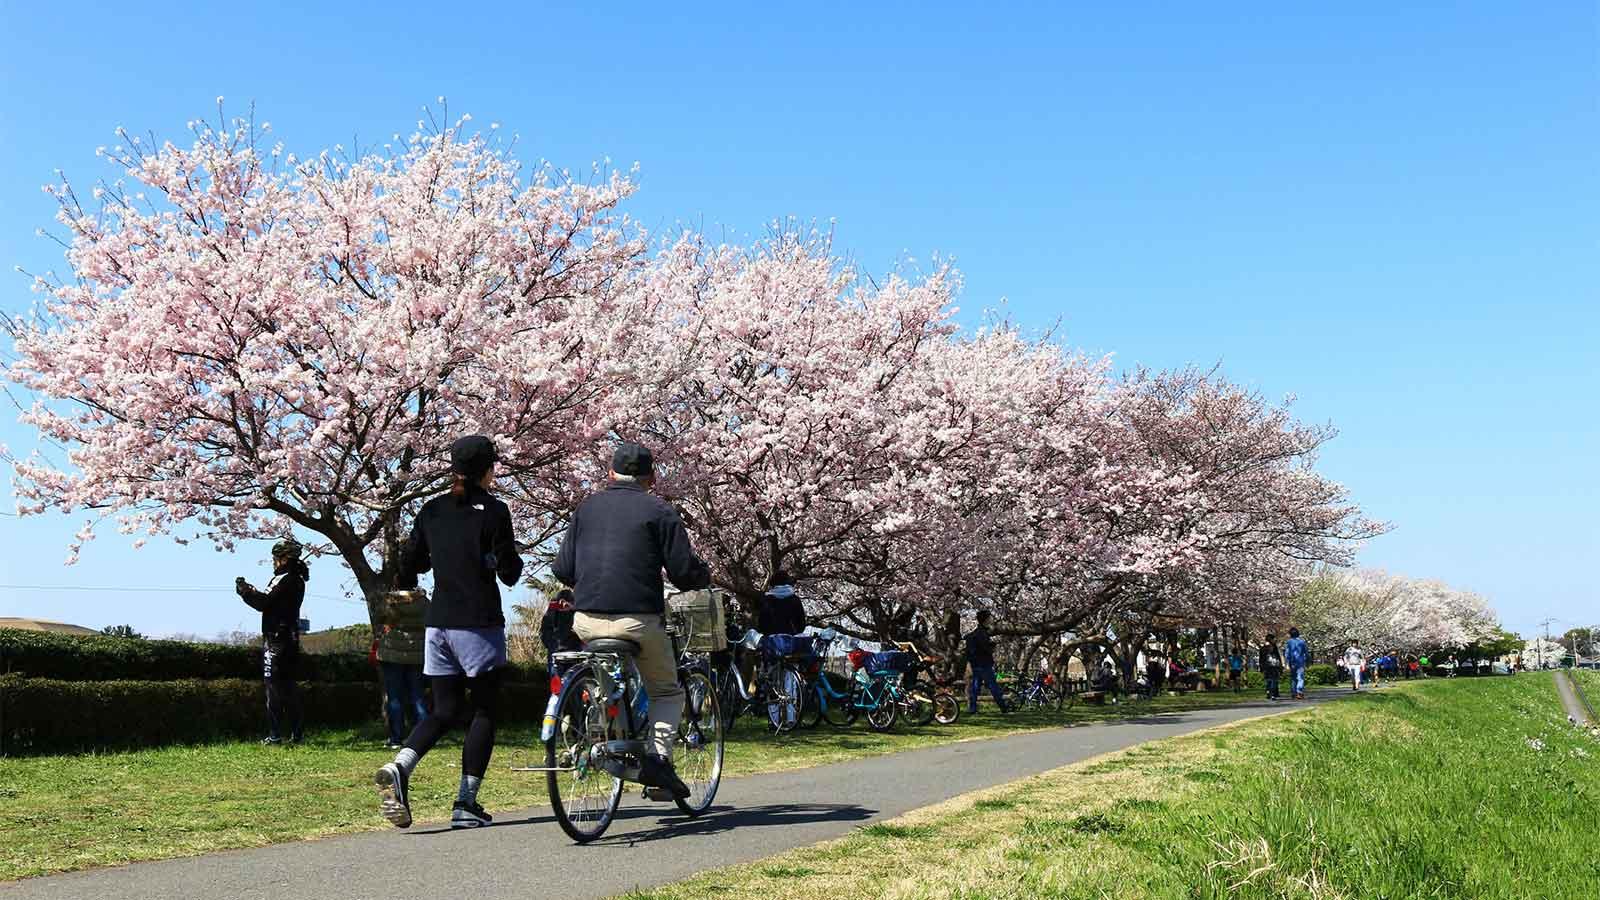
top-left (1284, 637), bottom-right (1310, 668)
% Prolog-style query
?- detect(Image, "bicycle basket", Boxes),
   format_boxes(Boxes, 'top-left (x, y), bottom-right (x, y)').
top-left (666, 589), bottom-right (727, 652)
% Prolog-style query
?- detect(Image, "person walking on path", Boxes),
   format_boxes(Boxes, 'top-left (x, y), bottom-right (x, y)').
top-left (1228, 651), bottom-right (1244, 692)
top-left (1344, 644), bottom-right (1365, 691)
top-left (1259, 634), bottom-right (1283, 701)
top-left (236, 539), bottom-right (310, 744)
top-left (374, 435), bottom-right (524, 830)
top-left (368, 589), bottom-right (430, 749)
top-left (965, 610), bottom-right (1009, 715)
top-left (1284, 628), bottom-right (1311, 700)
top-left (552, 441), bottom-right (713, 801)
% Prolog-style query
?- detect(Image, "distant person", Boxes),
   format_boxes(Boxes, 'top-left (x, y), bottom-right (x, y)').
top-left (964, 610), bottom-right (1008, 714)
top-left (1418, 653), bottom-right (1431, 677)
top-left (1259, 634), bottom-right (1283, 701)
top-left (1284, 628), bottom-right (1311, 700)
top-left (1344, 645), bottom-right (1365, 691)
top-left (539, 588), bottom-right (580, 670)
top-left (1447, 654), bottom-right (1459, 678)
top-left (374, 435), bottom-right (523, 830)
top-left (758, 572), bottom-right (807, 636)
top-left (368, 588), bottom-right (430, 749)
top-left (236, 539), bottom-right (309, 745)
top-left (1228, 651), bottom-right (1244, 692)
top-left (1092, 657), bottom-right (1118, 693)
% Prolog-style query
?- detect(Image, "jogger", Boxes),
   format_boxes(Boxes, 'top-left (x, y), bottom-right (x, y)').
top-left (375, 436), bottom-right (523, 830)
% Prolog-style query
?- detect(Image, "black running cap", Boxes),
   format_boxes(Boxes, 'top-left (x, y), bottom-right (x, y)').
top-left (450, 435), bottom-right (498, 479)
top-left (612, 442), bottom-right (654, 477)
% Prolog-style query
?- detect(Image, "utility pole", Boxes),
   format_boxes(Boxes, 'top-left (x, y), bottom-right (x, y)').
top-left (1538, 617), bottom-right (1558, 670)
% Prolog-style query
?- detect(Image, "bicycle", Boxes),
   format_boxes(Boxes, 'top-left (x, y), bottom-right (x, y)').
top-left (1011, 673), bottom-right (1065, 711)
top-left (809, 665), bottom-right (901, 730)
top-left (541, 618), bottom-right (724, 843)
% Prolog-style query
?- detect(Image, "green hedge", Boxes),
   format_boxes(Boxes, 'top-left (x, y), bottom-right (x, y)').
top-left (0, 628), bottom-right (544, 683)
top-left (1305, 663), bottom-right (1340, 685)
top-left (0, 675), bottom-right (550, 756)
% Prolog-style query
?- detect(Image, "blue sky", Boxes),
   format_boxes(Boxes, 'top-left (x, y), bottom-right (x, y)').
top-left (1, 2), bottom-right (1594, 639)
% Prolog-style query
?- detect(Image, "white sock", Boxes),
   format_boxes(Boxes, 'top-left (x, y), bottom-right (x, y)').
top-left (393, 748), bottom-right (419, 777)
top-left (458, 774), bottom-right (482, 805)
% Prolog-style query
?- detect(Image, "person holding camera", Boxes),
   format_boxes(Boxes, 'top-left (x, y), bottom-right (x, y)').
top-left (374, 435), bottom-right (523, 830)
top-left (235, 539), bottom-right (310, 745)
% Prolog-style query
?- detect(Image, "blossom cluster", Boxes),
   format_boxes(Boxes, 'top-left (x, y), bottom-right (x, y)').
top-left (8, 111), bottom-right (1385, 637)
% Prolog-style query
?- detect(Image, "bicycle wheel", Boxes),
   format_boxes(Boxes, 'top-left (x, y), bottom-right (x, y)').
top-left (904, 692), bottom-right (934, 726)
top-left (546, 670), bottom-right (623, 844)
top-left (865, 684), bottom-right (899, 732)
top-left (932, 691), bottom-right (960, 724)
top-left (797, 671), bottom-right (823, 730)
top-left (674, 670), bottom-right (724, 817)
top-left (767, 666), bottom-right (802, 734)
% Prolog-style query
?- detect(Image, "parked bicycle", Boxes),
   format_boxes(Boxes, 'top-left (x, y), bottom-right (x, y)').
top-left (540, 608), bottom-right (724, 843)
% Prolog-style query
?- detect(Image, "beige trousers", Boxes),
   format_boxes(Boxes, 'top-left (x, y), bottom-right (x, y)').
top-left (573, 612), bottom-right (684, 758)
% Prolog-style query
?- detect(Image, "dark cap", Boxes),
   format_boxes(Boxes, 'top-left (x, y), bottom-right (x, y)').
top-left (611, 442), bottom-right (654, 477)
top-left (450, 435), bottom-right (498, 480)
top-left (271, 539), bottom-right (303, 560)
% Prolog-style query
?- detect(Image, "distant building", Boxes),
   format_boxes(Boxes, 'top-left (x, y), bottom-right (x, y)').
top-left (0, 617), bottom-right (101, 636)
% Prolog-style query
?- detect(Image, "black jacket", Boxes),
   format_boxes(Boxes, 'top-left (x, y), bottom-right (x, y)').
top-left (964, 626), bottom-right (996, 668)
top-left (540, 606), bottom-right (579, 653)
top-left (1259, 643), bottom-right (1283, 674)
top-left (239, 569), bottom-right (305, 640)
top-left (400, 485), bottom-right (523, 628)
top-left (757, 592), bottom-right (807, 636)
top-left (552, 481), bottom-right (711, 615)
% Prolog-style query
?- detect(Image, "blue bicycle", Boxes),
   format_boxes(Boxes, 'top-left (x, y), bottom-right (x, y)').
top-left (808, 668), bottom-right (901, 731)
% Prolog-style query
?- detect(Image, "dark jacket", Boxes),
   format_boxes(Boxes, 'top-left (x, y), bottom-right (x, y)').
top-left (399, 485), bottom-right (523, 628)
top-left (239, 568), bottom-right (306, 642)
top-left (540, 604), bottom-right (580, 654)
top-left (964, 626), bottom-right (996, 668)
top-left (368, 590), bottom-right (429, 666)
top-left (757, 590), bottom-right (807, 636)
top-left (552, 481), bottom-right (711, 615)
top-left (1259, 643), bottom-right (1283, 674)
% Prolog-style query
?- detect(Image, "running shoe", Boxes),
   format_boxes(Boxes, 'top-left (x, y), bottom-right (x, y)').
top-left (451, 801), bottom-right (492, 828)
top-left (374, 763), bottom-right (412, 829)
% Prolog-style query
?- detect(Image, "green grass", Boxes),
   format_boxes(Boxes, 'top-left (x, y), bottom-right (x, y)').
top-left (627, 675), bottom-right (1600, 900)
top-left (0, 685), bottom-right (1292, 881)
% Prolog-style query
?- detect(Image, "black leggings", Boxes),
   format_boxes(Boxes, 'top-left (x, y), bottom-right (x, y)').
top-left (403, 671), bottom-right (501, 778)
top-left (264, 641), bottom-right (303, 740)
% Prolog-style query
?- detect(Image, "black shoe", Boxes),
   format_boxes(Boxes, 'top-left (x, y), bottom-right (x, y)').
top-left (375, 763), bottom-right (412, 829)
top-left (638, 754), bottom-right (691, 800)
top-left (451, 801), bottom-right (492, 828)
top-left (642, 786), bottom-right (675, 802)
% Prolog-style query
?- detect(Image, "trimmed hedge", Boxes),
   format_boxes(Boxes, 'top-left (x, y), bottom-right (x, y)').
top-left (0, 628), bottom-right (544, 683)
top-left (1305, 663), bottom-right (1340, 685)
top-left (0, 675), bottom-right (550, 756)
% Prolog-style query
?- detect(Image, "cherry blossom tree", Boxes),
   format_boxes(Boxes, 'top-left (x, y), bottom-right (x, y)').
top-left (5, 105), bottom-right (644, 595)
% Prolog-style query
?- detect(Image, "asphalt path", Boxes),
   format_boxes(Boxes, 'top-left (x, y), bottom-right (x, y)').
top-left (1554, 670), bottom-right (1593, 724)
top-left (2, 697), bottom-right (1337, 900)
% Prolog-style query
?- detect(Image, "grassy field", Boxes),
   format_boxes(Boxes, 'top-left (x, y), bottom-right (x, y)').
top-left (0, 684), bottom-right (1280, 880)
top-left (627, 675), bottom-right (1600, 900)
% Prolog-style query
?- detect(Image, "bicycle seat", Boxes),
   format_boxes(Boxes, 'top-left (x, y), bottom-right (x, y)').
top-left (582, 638), bottom-right (641, 656)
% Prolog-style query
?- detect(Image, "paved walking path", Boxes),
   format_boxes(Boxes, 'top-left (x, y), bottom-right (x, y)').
top-left (1, 697), bottom-right (1336, 900)
top-left (1554, 670), bottom-right (1593, 725)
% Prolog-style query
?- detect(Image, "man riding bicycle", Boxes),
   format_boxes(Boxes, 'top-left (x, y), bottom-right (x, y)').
top-left (552, 442), bottom-right (712, 799)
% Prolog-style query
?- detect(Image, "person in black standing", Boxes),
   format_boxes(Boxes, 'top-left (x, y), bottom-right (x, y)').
top-left (1259, 633), bottom-right (1284, 701)
top-left (758, 571), bottom-right (807, 636)
top-left (374, 435), bottom-right (524, 830)
top-left (539, 588), bottom-right (581, 671)
top-left (964, 610), bottom-right (1009, 715)
top-left (235, 539), bottom-right (309, 745)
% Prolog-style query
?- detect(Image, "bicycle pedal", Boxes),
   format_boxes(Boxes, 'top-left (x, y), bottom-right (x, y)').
top-left (642, 787), bottom-right (673, 802)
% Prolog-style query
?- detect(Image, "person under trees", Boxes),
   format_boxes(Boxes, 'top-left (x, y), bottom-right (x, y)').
top-left (964, 611), bottom-right (1008, 715)
top-left (375, 436), bottom-right (523, 830)
top-left (757, 572), bottom-right (807, 636)
top-left (234, 539), bottom-right (309, 744)
top-left (1259, 634), bottom-right (1284, 701)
